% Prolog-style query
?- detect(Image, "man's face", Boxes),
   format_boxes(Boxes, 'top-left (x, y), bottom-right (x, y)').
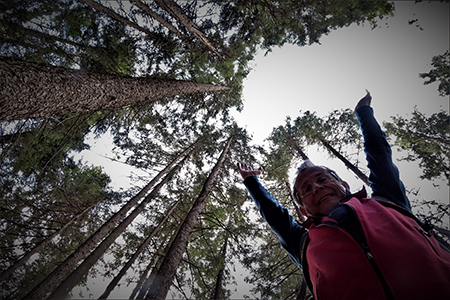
top-left (294, 166), bottom-right (346, 217)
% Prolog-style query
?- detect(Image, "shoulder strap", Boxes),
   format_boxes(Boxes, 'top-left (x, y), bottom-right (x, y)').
top-left (298, 232), bottom-right (314, 300)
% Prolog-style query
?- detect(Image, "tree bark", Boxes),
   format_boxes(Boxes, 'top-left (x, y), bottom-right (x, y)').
top-left (134, 222), bottom-right (180, 300)
top-left (129, 232), bottom-right (172, 300)
top-left (212, 221), bottom-right (231, 300)
top-left (20, 138), bottom-right (201, 300)
top-left (0, 57), bottom-right (229, 121)
top-left (144, 136), bottom-right (234, 300)
top-left (0, 205), bottom-right (92, 283)
top-left (98, 200), bottom-right (179, 299)
top-left (317, 135), bottom-right (370, 186)
top-left (153, 0), bottom-right (223, 59)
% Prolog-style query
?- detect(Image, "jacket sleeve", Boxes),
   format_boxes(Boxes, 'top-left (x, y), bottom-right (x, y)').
top-left (244, 176), bottom-right (306, 268)
top-left (355, 106), bottom-right (411, 211)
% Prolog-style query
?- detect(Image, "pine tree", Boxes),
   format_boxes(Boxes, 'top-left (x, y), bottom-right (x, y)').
top-left (0, 159), bottom-right (114, 299)
top-left (419, 50), bottom-right (449, 97)
top-left (47, 161), bottom-right (185, 300)
top-left (98, 201), bottom-right (179, 299)
top-left (0, 204), bottom-right (92, 283)
top-left (384, 108), bottom-right (450, 183)
top-left (20, 138), bottom-right (202, 300)
top-left (153, 0), bottom-right (223, 59)
top-left (144, 136), bottom-right (234, 300)
top-left (0, 57), bottom-right (229, 122)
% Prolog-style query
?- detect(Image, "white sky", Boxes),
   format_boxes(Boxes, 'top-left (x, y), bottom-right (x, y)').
top-left (74, 1), bottom-right (449, 298)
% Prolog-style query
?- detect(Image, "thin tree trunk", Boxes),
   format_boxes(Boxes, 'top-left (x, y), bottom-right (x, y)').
top-left (285, 181), bottom-right (306, 222)
top-left (212, 221), bottom-right (231, 300)
top-left (283, 128), bottom-right (309, 160)
top-left (129, 232), bottom-right (172, 300)
top-left (48, 161), bottom-right (184, 300)
top-left (0, 57), bottom-right (229, 121)
top-left (317, 135), bottom-right (370, 186)
top-left (130, 0), bottom-right (191, 44)
top-left (21, 139), bottom-right (201, 300)
top-left (2, 21), bottom-right (113, 60)
top-left (135, 223), bottom-right (181, 300)
top-left (0, 205), bottom-right (92, 283)
top-left (77, 0), bottom-right (161, 40)
top-left (292, 143), bottom-right (309, 161)
top-left (144, 136), bottom-right (234, 300)
top-left (153, 0), bottom-right (223, 59)
top-left (98, 201), bottom-right (180, 299)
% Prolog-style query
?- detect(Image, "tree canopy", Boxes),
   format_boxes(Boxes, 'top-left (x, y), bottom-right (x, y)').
top-left (419, 50), bottom-right (450, 97)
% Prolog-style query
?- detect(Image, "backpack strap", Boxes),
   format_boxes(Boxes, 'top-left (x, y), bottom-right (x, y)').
top-left (298, 232), bottom-right (314, 300)
top-left (296, 277), bottom-right (307, 300)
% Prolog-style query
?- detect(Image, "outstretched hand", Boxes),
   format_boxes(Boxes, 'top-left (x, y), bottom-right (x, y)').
top-left (237, 163), bottom-right (263, 180)
top-left (354, 89), bottom-right (372, 115)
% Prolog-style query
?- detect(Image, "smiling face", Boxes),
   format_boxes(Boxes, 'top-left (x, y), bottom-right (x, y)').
top-left (293, 166), bottom-right (347, 217)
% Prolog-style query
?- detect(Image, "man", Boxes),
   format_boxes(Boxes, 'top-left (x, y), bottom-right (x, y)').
top-left (237, 92), bottom-right (450, 300)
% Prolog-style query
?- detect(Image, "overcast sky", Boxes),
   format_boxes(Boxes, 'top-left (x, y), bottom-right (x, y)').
top-left (74, 1), bottom-right (449, 298)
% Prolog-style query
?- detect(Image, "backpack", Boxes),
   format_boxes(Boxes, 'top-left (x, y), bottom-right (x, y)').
top-left (297, 197), bottom-right (449, 300)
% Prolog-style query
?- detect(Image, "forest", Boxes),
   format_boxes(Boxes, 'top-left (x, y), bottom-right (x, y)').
top-left (0, 0), bottom-right (449, 299)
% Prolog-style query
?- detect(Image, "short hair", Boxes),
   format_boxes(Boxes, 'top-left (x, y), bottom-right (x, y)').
top-left (292, 160), bottom-right (343, 207)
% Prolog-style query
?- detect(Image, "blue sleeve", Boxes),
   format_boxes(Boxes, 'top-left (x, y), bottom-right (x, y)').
top-left (243, 176), bottom-right (306, 268)
top-left (355, 106), bottom-right (411, 211)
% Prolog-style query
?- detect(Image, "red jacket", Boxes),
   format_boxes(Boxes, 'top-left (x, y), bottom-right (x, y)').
top-left (302, 193), bottom-right (450, 300)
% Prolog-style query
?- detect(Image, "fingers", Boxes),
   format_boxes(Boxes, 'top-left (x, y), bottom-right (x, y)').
top-left (354, 90), bottom-right (372, 115)
top-left (236, 162), bottom-right (263, 178)
top-left (237, 162), bottom-right (262, 171)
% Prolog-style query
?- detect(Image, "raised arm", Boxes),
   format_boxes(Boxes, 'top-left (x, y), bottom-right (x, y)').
top-left (237, 163), bottom-right (306, 268)
top-left (354, 92), bottom-right (411, 211)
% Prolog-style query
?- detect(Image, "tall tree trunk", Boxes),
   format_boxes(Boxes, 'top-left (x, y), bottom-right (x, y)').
top-left (212, 221), bottom-right (231, 300)
top-left (285, 181), bottom-right (306, 222)
top-left (129, 231), bottom-right (173, 300)
top-left (144, 136), bottom-right (234, 300)
top-left (135, 223), bottom-right (182, 300)
top-left (77, 0), bottom-right (161, 40)
top-left (20, 139), bottom-right (201, 300)
top-left (47, 161), bottom-right (184, 300)
top-left (153, 0), bottom-right (223, 59)
top-left (0, 205), bottom-right (93, 283)
top-left (0, 58), bottom-right (229, 121)
top-left (130, 0), bottom-right (191, 44)
top-left (316, 135), bottom-right (370, 186)
top-left (98, 200), bottom-right (179, 300)
top-left (3, 21), bottom-right (86, 50)
top-left (292, 143), bottom-right (309, 161)
top-left (283, 128), bottom-right (309, 160)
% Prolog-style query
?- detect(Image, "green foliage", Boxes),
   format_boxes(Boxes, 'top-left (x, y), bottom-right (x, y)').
top-left (0, 0), bottom-right (137, 75)
top-left (0, 157), bottom-right (116, 299)
top-left (216, 0), bottom-right (393, 53)
top-left (384, 108), bottom-right (450, 183)
top-left (0, 112), bottom-right (114, 178)
top-left (419, 50), bottom-right (450, 97)
top-left (264, 109), bottom-right (364, 182)
top-left (240, 179), bottom-right (306, 299)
